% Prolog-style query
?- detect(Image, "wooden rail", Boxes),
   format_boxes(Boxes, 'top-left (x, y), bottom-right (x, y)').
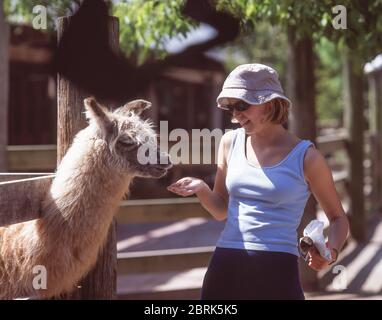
top-left (0, 174), bottom-right (54, 227)
top-left (316, 129), bottom-right (348, 156)
top-left (116, 198), bottom-right (211, 224)
top-left (7, 145), bottom-right (56, 172)
top-left (117, 246), bottom-right (214, 274)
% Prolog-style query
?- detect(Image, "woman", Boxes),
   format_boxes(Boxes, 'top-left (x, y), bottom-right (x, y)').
top-left (167, 63), bottom-right (349, 300)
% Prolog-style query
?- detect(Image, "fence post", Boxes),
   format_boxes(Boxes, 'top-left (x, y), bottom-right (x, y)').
top-left (57, 16), bottom-right (119, 299)
top-left (343, 53), bottom-right (366, 241)
top-left (0, 1), bottom-right (9, 172)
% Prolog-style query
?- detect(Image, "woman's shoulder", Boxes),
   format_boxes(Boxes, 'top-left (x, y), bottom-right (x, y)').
top-left (288, 134), bottom-right (315, 151)
top-left (221, 128), bottom-right (242, 145)
top-left (280, 134), bottom-right (309, 153)
top-left (220, 128), bottom-right (243, 161)
top-left (303, 143), bottom-right (328, 176)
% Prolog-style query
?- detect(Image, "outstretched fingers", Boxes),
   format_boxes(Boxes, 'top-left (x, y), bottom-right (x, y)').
top-left (167, 177), bottom-right (197, 197)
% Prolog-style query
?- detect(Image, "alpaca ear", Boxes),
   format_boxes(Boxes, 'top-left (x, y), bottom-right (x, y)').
top-left (84, 97), bottom-right (113, 134)
top-left (114, 99), bottom-right (152, 117)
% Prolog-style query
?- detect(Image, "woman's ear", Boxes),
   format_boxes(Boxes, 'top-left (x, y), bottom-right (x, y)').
top-left (261, 101), bottom-right (273, 123)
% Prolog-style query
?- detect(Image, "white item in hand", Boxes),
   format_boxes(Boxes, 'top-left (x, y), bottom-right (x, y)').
top-left (303, 220), bottom-right (332, 261)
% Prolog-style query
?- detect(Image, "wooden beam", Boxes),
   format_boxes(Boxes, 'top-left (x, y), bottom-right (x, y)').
top-left (317, 130), bottom-right (348, 156)
top-left (116, 198), bottom-right (211, 224)
top-left (7, 145), bottom-right (56, 172)
top-left (333, 170), bottom-right (348, 184)
top-left (0, 175), bottom-right (53, 227)
top-left (117, 246), bottom-right (214, 274)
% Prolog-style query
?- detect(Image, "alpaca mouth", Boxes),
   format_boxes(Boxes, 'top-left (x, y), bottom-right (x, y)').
top-left (149, 163), bottom-right (172, 178)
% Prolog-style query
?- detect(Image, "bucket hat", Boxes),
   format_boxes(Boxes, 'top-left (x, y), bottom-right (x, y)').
top-left (216, 63), bottom-right (292, 109)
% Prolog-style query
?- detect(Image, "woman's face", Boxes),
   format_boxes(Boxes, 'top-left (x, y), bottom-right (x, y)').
top-left (227, 98), bottom-right (269, 134)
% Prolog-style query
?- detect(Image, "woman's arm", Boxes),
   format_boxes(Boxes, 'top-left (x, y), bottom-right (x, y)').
top-left (195, 133), bottom-right (230, 220)
top-left (303, 146), bottom-right (350, 271)
top-left (167, 131), bottom-right (233, 221)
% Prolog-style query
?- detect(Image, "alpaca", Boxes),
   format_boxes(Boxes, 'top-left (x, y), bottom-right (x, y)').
top-left (0, 98), bottom-right (171, 299)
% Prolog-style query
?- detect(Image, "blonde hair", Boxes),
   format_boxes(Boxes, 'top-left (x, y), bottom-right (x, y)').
top-left (263, 98), bottom-right (290, 124)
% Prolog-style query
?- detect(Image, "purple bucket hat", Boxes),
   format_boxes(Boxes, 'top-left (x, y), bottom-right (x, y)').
top-left (216, 63), bottom-right (292, 109)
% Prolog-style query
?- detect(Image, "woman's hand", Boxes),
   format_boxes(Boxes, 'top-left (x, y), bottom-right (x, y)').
top-left (307, 246), bottom-right (338, 271)
top-left (167, 177), bottom-right (208, 197)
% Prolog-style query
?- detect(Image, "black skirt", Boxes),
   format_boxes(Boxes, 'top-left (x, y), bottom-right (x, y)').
top-left (201, 247), bottom-right (305, 300)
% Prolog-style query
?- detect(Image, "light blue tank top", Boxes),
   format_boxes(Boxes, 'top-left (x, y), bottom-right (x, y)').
top-left (217, 128), bottom-right (314, 257)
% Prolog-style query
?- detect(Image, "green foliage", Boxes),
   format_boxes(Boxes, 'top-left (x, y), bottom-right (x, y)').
top-left (216, 0), bottom-right (329, 37)
top-left (112, 0), bottom-right (196, 64)
top-left (216, 0), bottom-right (382, 62)
top-left (315, 38), bottom-right (343, 122)
top-left (4, 0), bottom-right (382, 62)
top-left (222, 21), bottom-right (287, 84)
top-left (3, 0), bottom-right (196, 63)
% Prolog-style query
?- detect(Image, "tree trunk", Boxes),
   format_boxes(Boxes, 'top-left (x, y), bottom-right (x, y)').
top-left (343, 52), bottom-right (366, 242)
top-left (0, 0), bottom-right (9, 172)
top-left (287, 27), bottom-right (318, 292)
top-left (57, 16), bottom-right (119, 300)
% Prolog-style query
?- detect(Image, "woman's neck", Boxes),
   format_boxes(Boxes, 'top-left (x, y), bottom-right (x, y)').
top-left (247, 124), bottom-right (291, 148)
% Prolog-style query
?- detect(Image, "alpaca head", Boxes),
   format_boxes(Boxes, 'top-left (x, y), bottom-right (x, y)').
top-left (84, 97), bottom-right (172, 178)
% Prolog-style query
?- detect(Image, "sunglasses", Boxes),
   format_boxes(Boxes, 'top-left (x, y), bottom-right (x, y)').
top-left (223, 101), bottom-right (251, 113)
